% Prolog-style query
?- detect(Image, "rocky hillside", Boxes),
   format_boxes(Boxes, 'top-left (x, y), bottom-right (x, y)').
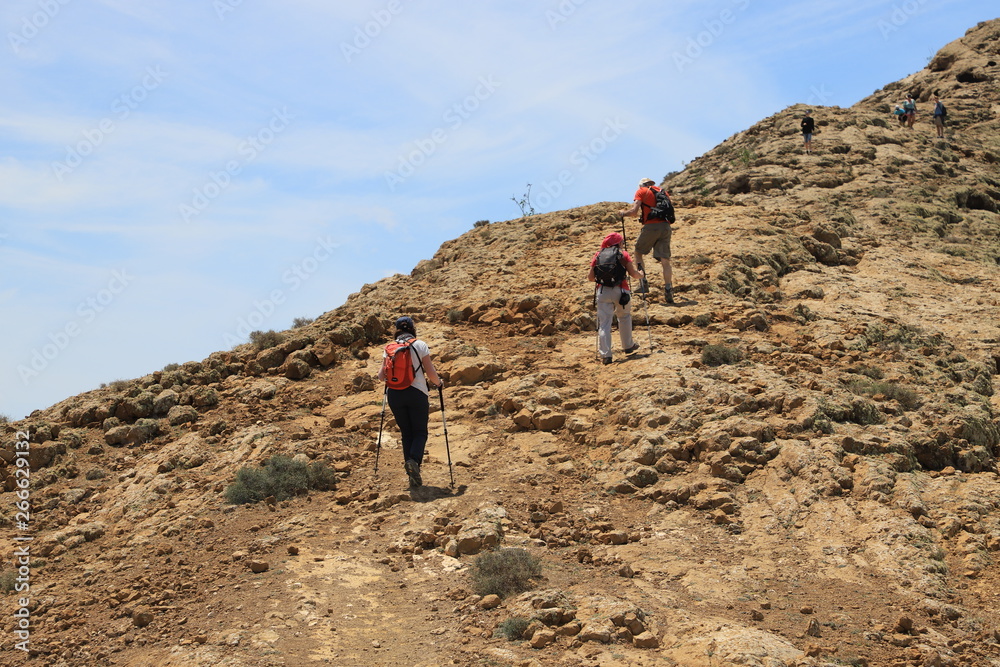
top-left (3, 19), bottom-right (1000, 667)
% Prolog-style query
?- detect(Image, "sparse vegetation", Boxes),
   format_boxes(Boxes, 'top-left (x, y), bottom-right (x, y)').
top-left (693, 313), bottom-right (713, 327)
top-left (0, 569), bottom-right (17, 592)
top-left (100, 379), bottom-right (130, 391)
top-left (497, 616), bottom-right (530, 641)
top-left (737, 147), bottom-right (757, 167)
top-left (0, 414), bottom-right (9, 425)
top-left (701, 344), bottom-right (743, 367)
top-left (470, 548), bottom-right (542, 598)
top-left (473, 219), bottom-right (490, 228)
top-left (291, 316), bottom-right (314, 329)
top-left (225, 455), bottom-right (337, 505)
top-left (249, 329), bottom-right (284, 351)
top-left (848, 378), bottom-right (920, 409)
top-left (689, 254), bottom-right (712, 266)
top-left (162, 362), bottom-right (180, 372)
top-left (511, 184), bottom-right (535, 218)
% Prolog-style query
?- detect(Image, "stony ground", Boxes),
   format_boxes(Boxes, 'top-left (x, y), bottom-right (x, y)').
top-left (3, 18), bottom-right (1000, 667)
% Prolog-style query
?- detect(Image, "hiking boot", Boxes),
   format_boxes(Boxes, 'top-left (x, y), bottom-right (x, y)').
top-left (602, 357), bottom-right (613, 365)
top-left (404, 459), bottom-right (422, 488)
top-left (624, 343), bottom-right (640, 354)
top-left (664, 289), bottom-right (676, 305)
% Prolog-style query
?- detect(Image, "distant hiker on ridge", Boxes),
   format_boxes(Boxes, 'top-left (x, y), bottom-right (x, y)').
top-left (588, 232), bottom-right (643, 365)
top-left (378, 316), bottom-right (443, 488)
top-left (801, 109), bottom-right (815, 154)
top-left (932, 94), bottom-right (947, 138)
top-left (620, 177), bottom-right (677, 305)
top-left (903, 94), bottom-right (917, 128)
top-left (892, 104), bottom-right (907, 127)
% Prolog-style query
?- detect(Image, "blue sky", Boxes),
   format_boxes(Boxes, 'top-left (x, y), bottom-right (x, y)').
top-left (1, 0), bottom-right (995, 420)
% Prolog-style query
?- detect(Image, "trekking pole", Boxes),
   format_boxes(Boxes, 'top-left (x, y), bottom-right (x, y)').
top-left (594, 288), bottom-right (600, 361)
top-left (374, 387), bottom-right (387, 475)
top-left (620, 214), bottom-right (628, 252)
top-left (641, 289), bottom-right (654, 351)
top-left (437, 385), bottom-right (454, 487)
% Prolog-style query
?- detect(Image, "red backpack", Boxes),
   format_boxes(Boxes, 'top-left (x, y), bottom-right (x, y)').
top-left (382, 339), bottom-right (422, 390)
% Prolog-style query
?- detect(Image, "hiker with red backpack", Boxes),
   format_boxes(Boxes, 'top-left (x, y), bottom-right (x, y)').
top-left (620, 177), bottom-right (677, 305)
top-left (588, 232), bottom-right (644, 365)
top-left (377, 316), bottom-right (443, 488)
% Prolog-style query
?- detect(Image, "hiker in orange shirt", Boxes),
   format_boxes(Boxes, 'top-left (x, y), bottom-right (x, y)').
top-left (620, 177), bottom-right (676, 304)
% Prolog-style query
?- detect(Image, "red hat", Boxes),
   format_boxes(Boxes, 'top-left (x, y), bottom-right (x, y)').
top-left (601, 232), bottom-right (624, 248)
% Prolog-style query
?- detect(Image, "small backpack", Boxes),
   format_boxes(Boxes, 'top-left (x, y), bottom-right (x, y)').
top-left (593, 245), bottom-right (627, 287)
top-left (647, 186), bottom-right (676, 224)
top-left (382, 338), bottom-right (422, 390)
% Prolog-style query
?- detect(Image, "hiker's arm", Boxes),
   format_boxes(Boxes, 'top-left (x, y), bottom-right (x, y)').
top-left (587, 266), bottom-right (596, 282)
top-left (377, 361), bottom-right (386, 381)
top-left (620, 200), bottom-right (641, 217)
top-left (421, 354), bottom-right (443, 388)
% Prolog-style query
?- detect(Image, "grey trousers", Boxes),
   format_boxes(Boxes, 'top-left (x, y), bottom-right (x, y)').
top-left (595, 285), bottom-right (634, 358)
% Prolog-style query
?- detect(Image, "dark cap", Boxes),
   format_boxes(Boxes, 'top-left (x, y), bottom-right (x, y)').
top-left (394, 316), bottom-right (416, 335)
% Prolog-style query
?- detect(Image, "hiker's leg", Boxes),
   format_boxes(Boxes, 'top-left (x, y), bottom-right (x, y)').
top-left (615, 293), bottom-right (634, 349)
top-left (405, 388), bottom-right (430, 465)
top-left (660, 257), bottom-right (673, 288)
top-left (634, 224), bottom-right (657, 292)
top-left (652, 224), bottom-right (673, 289)
top-left (387, 389), bottom-right (414, 461)
top-left (596, 290), bottom-right (614, 358)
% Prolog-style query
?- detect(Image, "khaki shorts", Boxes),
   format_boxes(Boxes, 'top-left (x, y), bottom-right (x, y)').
top-left (635, 221), bottom-right (672, 259)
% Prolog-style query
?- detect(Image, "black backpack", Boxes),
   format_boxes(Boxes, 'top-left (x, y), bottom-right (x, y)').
top-left (647, 186), bottom-right (676, 224)
top-left (594, 246), bottom-right (627, 287)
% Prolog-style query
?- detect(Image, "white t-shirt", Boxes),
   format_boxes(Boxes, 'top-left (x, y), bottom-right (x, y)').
top-left (384, 337), bottom-right (431, 395)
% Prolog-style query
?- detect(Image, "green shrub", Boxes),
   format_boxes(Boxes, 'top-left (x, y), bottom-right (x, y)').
top-left (473, 219), bottom-right (490, 228)
top-left (689, 254), bottom-right (712, 266)
top-left (162, 363), bottom-right (180, 372)
top-left (470, 548), bottom-right (542, 598)
top-left (225, 455), bottom-right (336, 505)
top-left (447, 309), bottom-right (464, 324)
top-left (701, 344), bottom-right (743, 367)
top-left (292, 316), bottom-right (314, 329)
top-left (0, 414), bottom-right (9, 425)
top-left (692, 313), bottom-right (713, 327)
top-left (0, 569), bottom-right (16, 593)
top-left (848, 378), bottom-right (919, 409)
top-left (850, 365), bottom-right (884, 380)
top-left (497, 616), bottom-right (530, 641)
top-left (249, 330), bottom-right (284, 351)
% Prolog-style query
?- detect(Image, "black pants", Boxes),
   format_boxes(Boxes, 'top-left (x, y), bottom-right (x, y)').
top-left (387, 386), bottom-right (429, 465)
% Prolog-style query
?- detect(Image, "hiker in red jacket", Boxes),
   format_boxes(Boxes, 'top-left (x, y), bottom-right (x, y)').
top-left (377, 316), bottom-right (443, 488)
top-left (621, 177), bottom-right (676, 304)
